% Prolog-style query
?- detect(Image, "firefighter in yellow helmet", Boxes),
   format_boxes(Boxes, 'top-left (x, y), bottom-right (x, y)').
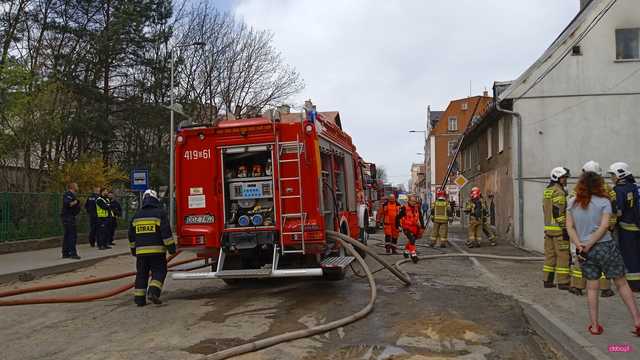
top-left (543, 167), bottom-right (571, 290)
top-left (430, 190), bottom-right (452, 247)
top-left (568, 161), bottom-right (615, 297)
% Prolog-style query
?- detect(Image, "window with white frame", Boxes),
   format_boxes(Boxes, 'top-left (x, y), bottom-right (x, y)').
top-left (616, 28), bottom-right (640, 60)
top-left (448, 140), bottom-right (457, 156)
top-left (448, 117), bottom-right (458, 131)
top-left (487, 127), bottom-right (493, 159)
top-left (498, 119), bottom-right (504, 153)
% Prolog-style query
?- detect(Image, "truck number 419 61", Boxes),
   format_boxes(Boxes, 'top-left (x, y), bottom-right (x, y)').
top-left (184, 149), bottom-right (211, 160)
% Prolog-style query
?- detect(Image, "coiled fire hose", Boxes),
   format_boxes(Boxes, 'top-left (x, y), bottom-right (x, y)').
top-left (0, 252), bottom-right (202, 306)
top-left (207, 231), bottom-right (544, 359)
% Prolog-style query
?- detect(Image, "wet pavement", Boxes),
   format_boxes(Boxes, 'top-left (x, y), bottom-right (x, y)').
top-left (0, 233), bottom-right (563, 360)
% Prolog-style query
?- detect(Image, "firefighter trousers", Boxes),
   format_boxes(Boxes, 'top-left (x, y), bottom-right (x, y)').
top-left (619, 228), bottom-right (640, 291)
top-left (482, 222), bottom-right (497, 245)
top-left (467, 219), bottom-right (481, 247)
top-left (384, 234), bottom-right (399, 250)
top-left (134, 254), bottom-right (168, 305)
top-left (431, 222), bottom-right (448, 247)
top-left (543, 234), bottom-right (570, 285)
top-left (404, 231), bottom-right (417, 253)
top-left (570, 254), bottom-right (611, 290)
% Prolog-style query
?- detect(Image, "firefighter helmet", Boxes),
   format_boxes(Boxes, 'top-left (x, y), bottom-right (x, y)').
top-left (470, 187), bottom-right (481, 199)
top-left (582, 161), bottom-right (602, 175)
top-left (436, 190), bottom-right (447, 200)
top-left (608, 162), bottom-right (633, 178)
top-left (143, 189), bottom-right (158, 200)
top-left (550, 167), bottom-right (570, 182)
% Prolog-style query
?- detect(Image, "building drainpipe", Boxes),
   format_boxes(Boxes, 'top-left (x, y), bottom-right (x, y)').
top-left (493, 87), bottom-right (524, 246)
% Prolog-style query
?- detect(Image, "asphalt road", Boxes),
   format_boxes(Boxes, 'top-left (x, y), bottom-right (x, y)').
top-left (0, 233), bottom-right (563, 360)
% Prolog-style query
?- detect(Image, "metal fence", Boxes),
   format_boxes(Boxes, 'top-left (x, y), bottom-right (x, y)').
top-left (0, 192), bottom-right (137, 243)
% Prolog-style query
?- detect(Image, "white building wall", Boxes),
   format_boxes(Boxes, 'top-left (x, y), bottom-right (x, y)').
top-left (511, 0), bottom-right (640, 252)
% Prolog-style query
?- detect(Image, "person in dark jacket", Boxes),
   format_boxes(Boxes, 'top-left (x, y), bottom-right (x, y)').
top-left (108, 191), bottom-right (122, 245)
top-left (84, 187), bottom-right (100, 247)
top-left (96, 188), bottom-right (112, 250)
top-left (129, 189), bottom-right (175, 306)
top-left (609, 162), bottom-right (640, 292)
top-left (61, 182), bottom-right (81, 259)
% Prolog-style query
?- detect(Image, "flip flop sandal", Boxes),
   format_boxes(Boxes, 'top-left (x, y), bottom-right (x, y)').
top-left (632, 326), bottom-right (640, 337)
top-left (588, 324), bottom-right (604, 335)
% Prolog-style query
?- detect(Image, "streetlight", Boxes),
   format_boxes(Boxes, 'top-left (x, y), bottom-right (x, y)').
top-left (170, 41), bottom-right (205, 230)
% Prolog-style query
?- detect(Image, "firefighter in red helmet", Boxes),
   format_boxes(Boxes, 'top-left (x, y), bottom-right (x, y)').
top-left (465, 187), bottom-right (483, 248)
top-left (430, 190), bottom-right (452, 248)
top-left (399, 194), bottom-right (425, 263)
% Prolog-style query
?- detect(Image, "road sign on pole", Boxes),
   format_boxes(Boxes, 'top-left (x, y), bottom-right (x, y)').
top-left (131, 169), bottom-right (149, 192)
top-left (453, 174), bottom-right (469, 189)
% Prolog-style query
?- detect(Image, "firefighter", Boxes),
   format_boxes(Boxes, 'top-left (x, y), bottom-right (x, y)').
top-left (542, 167), bottom-right (571, 290)
top-left (129, 189), bottom-right (175, 306)
top-left (430, 190), bottom-right (451, 248)
top-left (379, 194), bottom-right (402, 254)
top-left (399, 194), bottom-right (425, 263)
top-left (609, 162), bottom-right (640, 292)
top-left (568, 161), bottom-right (615, 297)
top-left (480, 193), bottom-right (497, 246)
top-left (84, 187), bottom-right (100, 247)
top-left (465, 187), bottom-right (483, 248)
top-left (96, 188), bottom-right (112, 250)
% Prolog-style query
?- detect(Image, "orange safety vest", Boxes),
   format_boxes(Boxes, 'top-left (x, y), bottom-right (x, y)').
top-left (402, 205), bottom-right (420, 235)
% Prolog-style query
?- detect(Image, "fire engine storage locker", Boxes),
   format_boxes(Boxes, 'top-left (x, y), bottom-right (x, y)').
top-left (319, 138), bottom-right (357, 232)
top-left (222, 145), bottom-right (275, 229)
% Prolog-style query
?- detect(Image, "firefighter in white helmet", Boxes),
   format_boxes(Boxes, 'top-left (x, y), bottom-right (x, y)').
top-left (542, 167), bottom-right (571, 290)
top-left (608, 162), bottom-right (640, 292)
top-left (568, 161), bottom-right (615, 297)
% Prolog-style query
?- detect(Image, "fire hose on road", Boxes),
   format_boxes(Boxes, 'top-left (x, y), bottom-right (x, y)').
top-left (0, 253), bottom-right (202, 306)
top-left (1, 232), bottom-right (544, 358)
top-left (206, 231), bottom-right (544, 359)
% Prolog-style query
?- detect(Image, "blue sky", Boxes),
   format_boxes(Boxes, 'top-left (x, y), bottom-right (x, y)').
top-left (221, 0), bottom-right (579, 186)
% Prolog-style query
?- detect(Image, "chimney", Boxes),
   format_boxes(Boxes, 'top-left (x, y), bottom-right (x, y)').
top-left (483, 90), bottom-right (489, 97)
top-left (277, 104), bottom-right (290, 114)
top-left (580, 0), bottom-right (590, 11)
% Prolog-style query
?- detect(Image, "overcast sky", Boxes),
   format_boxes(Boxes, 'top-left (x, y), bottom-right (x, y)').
top-left (225, 0), bottom-right (579, 186)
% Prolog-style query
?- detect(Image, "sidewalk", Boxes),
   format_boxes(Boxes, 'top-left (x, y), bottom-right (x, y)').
top-left (0, 241), bottom-right (130, 284)
top-left (444, 229), bottom-right (640, 360)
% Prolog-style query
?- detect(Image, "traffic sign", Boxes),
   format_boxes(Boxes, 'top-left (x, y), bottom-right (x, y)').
top-left (453, 174), bottom-right (469, 188)
top-left (131, 169), bottom-right (149, 191)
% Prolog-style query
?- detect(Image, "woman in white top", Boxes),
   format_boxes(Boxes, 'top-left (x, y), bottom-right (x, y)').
top-left (566, 166), bottom-right (640, 336)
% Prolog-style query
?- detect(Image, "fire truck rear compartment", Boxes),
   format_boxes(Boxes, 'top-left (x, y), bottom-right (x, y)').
top-left (222, 147), bottom-right (275, 230)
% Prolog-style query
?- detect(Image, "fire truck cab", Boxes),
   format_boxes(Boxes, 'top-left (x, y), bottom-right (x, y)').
top-left (172, 105), bottom-right (364, 282)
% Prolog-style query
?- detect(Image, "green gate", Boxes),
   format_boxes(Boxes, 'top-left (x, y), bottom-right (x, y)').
top-left (0, 192), bottom-right (136, 243)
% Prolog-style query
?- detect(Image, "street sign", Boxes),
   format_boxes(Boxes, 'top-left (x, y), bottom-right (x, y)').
top-left (131, 169), bottom-right (149, 191)
top-left (453, 175), bottom-right (469, 189)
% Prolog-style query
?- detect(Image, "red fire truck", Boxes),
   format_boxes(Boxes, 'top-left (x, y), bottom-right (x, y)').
top-left (172, 104), bottom-right (366, 282)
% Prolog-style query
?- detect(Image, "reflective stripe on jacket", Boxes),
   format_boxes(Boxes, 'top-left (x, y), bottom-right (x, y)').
top-left (96, 197), bottom-right (110, 218)
top-left (543, 183), bottom-right (566, 236)
top-left (128, 197), bottom-right (175, 256)
top-left (432, 200), bottom-right (449, 223)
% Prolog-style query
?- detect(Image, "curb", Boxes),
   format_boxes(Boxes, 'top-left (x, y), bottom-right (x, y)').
top-left (0, 250), bottom-right (130, 285)
top-left (0, 230), bottom-right (128, 255)
top-left (449, 240), bottom-right (611, 360)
